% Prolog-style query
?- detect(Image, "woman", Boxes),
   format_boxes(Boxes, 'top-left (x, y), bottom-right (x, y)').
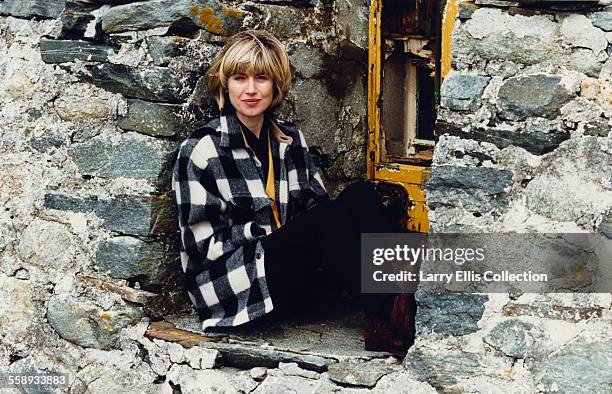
top-left (172, 30), bottom-right (416, 355)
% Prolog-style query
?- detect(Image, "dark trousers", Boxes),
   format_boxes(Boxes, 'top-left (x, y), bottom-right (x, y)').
top-left (261, 181), bottom-right (396, 320)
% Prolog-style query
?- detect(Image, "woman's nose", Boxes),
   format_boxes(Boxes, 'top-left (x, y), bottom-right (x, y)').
top-left (245, 77), bottom-right (256, 93)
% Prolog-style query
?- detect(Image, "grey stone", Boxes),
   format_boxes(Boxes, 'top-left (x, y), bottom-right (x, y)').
top-left (484, 319), bottom-right (535, 358)
top-left (47, 295), bottom-right (143, 350)
top-left (250, 367), bottom-right (267, 381)
top-left (287, 42), bottom-right (324, 79)
top-left (560, 98), bottom-right (604, 123)
top-left (436, 120), bottom-right (570, 155)
top-left (497, 74), bottom-right (574, 120)
top-left (40, 38), bottom-right (117, 63)
top-left (146, 36), bottom-right (186, 66)
top-left (253, 372), bottom-right (338, 393)
top-left (441, 72), bottom-right (490, 112)
top-left (455, 8), bottom-right (561, 66)
top-left (18, 218), bottom-right (74, 270)
top-left (7, 358), bottom-right (67, 394)
top-left (503, 302), bottom-right (604, 323)
top-left (251, 4), bottom-right (311, 40)
top-left (535, 341), bottom-right (612, 393)
top-left (415, 292), bottom-right (488, 336)
top-left (183, 346), bottom-right (219, 369)
top-left (524, 137), bottom-right (612, 225)
top-left (327, 361), bottom-right (392, 388)
top-left (0, 0), bottom-right (65, 19)
top-left (373, 371), bottom-right (438, 393)
top-left (458, 2), bottom-right (477, 20)
top-left (278, 362), bottom-right (320, 380)
top-left (561, 14), bottom-right (608, 55)
top-left (0, 276), bottom-right (37, 343)
top-left (584, 119), bottom-right (611, 137)
top-left (76, 360), bottom-right (157, 394)
top-left (76, 63), bottom-right (197, 103)
top-left (100, 0), bottom-right (245, 36)
top-left (333, 0), bottom-right (369, 51)
top-left (44, 193), bottom-right (178, 236)
top-left (403, 349), bottom-right (482, 389)
top-left (68, 132), bottom-right (176, 182)
top-left (59, 2), bottom-right (96, 38)
top-left (599, 209), bottom-right (612, 238)
top-left (117, 99), bottom-right (187, 137)
top-left (198, 341), bottom-right (332, 372)
top-left (96, 236), bottom-right (167, 284)
top-left (590, 11), bottom-right (612, 32)
top-left (426, 166), bottom-right (513, 214)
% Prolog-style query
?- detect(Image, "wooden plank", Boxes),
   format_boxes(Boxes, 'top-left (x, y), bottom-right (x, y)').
top-left (145, 321), bottom-right (220, 348)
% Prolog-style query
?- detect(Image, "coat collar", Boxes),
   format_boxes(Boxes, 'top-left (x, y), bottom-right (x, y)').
top-left (219, 111), bottom-right (294, 149)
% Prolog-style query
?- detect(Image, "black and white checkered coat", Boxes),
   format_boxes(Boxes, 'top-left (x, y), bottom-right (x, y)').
top-left (172, 112), bottom-right (328, 330)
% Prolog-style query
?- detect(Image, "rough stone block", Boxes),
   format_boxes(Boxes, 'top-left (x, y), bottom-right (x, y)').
top-left (0, 276), bottom-right (37, 343)
top-left (502, 302), bottom-right (604, 323)
top-left (590, 11), bottom-right (612, 32)
top-left (561, 14), bottom-right (607, 55)
top-left (287, 42), bottom-right (324, 79)
top-left (184, 346), bottom-right (219, 369)
top-left (484, 319), bottom-right (538, 358)
top-left (100, 0), bottom-right (245, 36)
top-left (68, 132), bottom-right (176, 182)
top-left (497, 74), bottom-right (574, 120)
top-left (40, 38), bottom-right (117, 63)
top-left (44, 193), bottom-right (178, 236)
top-left (75, 63), bottom-right (196, 103)
top-left (535, 341), bottom-right (612, 393)
top-left (117, 99), bottom-right (186, 137)
top-left (146, 36), bottom-right (187, 67)
top-left (198, 342), bottom-right (332, 372)
top-left (46, 295), bottom-right (143, 350)
top-left (251, 3), bottom-right (313, 40)
top-left (18, 218), bottom-right (74, 270)
top-left (54, 93), bottom-right (114, 121)
top-left (436, 120), bottom-right (570, 155)
top-left (426, 166), bottom-right (513, 214)
top-left (599, 209), bottom-right (612, 238)
top-left (96, 236), bottom-right (167, 284)
top-left (454, 8), bottom-right (561, 66)
top-left (59, 2), bottom-right (96, 39)
top-left (440, 72), bottom-right (490, 112)
top-left (415, 292), bottom-right (488, 336)
top-left (403, 349), bottom-right (483, 389)
top-left (327, 362), bottom-right (391, 388)
top-left (0, 0), bottom-right (65, 19)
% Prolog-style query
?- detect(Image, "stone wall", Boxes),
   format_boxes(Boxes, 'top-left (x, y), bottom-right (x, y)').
top-left (2, 0), bottom-right (611, 392)
top-left (0, 0), bottom-right (375, 391)
top-left (412, 1), bottom-right (612, 392)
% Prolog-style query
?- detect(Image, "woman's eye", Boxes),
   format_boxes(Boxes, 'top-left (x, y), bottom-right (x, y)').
top-left (233, 75), bottom-right (245, 80)
top-left (256, 75), bottom-right (269, 80)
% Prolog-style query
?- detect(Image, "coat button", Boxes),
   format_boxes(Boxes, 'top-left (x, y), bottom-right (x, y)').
top-left (256, 253), bottom-right (262, 260)
top-left (250, 204), bottom-right (255, 211)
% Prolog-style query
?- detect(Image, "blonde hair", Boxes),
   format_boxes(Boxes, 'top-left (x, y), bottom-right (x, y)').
top-left (208, 30), bottom-right (292, 111)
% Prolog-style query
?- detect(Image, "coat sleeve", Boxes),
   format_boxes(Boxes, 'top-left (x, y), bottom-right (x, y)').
top-left (172, 140), bottom-right (265, 276)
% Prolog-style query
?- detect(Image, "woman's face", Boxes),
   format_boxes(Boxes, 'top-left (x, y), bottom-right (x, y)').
top-left (227, 72), bottom-right (273, 121)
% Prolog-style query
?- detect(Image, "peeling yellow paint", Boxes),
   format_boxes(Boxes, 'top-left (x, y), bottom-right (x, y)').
top-left (441, 0), bottom-right (466, 79)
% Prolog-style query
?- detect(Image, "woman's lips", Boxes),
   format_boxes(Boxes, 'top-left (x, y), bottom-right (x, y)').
top-left (242, 99), bottom-right (261, 107)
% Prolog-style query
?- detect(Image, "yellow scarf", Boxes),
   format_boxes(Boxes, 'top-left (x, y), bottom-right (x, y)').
top-left (265, 133), bottom-right (281, 229)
